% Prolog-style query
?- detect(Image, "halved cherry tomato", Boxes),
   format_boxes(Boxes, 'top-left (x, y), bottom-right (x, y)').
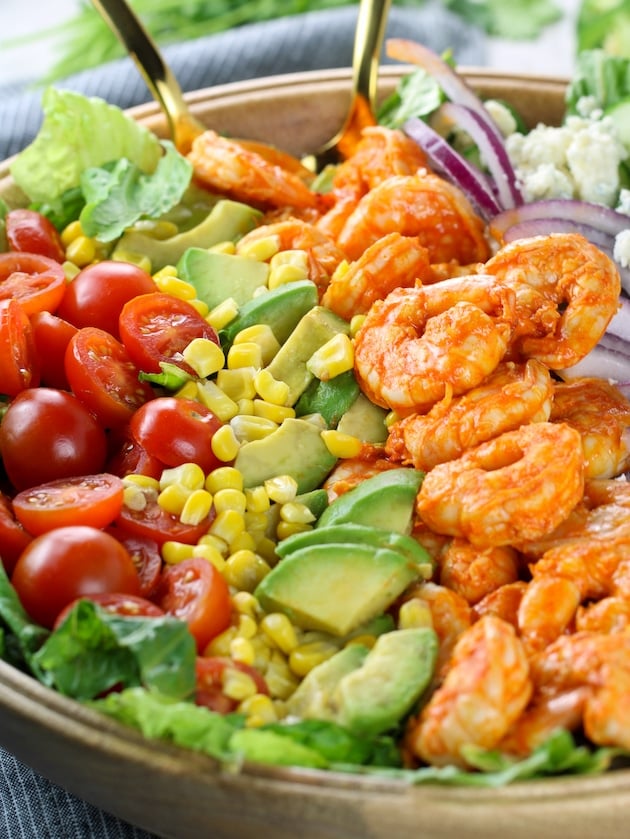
top-left (0, 298), bottom-right (40, 396)
top-left (130, 396), bottom-right (224, 473)
top-left (119, 292), bottom-right (219, 374)
top-left (0, 492), bottom-right (33, 575)
top-left (195, 656), bottom-right (269, 713)
top-left (12, 525), bottom-right (140, 628)
top-left (57, 261), bottom-right (157, 339)
top-left (105, 529), bottom-right (163, 598)
top-left (53, 591), bottom-right (164, 630)
top-left (0, 388), bottom-right (107, 491)
top-left (0, 252), bottom-right (66, 316)
top-left (30, 311), bottom-right (78, 390)
top-left (106, 434), bottom-right (166, 481)
top-left (12, 473), bottom-right (125, 536)
top-left (6, 209), bottom-right (65, 262)
top-left (115, 497), bottom-right (213, 546)
top-left (65, 327), bottom-right (155, 428)
top-left (155, 557), bottom-right (231, 652)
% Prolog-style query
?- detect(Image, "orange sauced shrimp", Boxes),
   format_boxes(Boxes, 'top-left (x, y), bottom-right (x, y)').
top-left (321, 232), bottom-right (432, 320)
top-left (235, 218), bottom-right (345, 295)
top-left (416, 422), bottom-right (585, 548)
top-left (405, 615), bottom-right (532, 768)
top-left (335, 172), bottom-right (491, 264)
top-left (188, 129), bottom-right (328, 211)
top-left (499, 687), bottom-right (591, 757)
top-left (576, 596), bottom-right (630, 633)
top-left (484, 233), bottom-right (621, 369)
top-left (473, 581), bottom-right (528, 628)
top-left (321, 447), bottom-right (401, 502)
top-left (549, 376), bottom-right (630, 479)
top-left (386, 359), bottom-right (553, 471)
top-left (353, 276), bottom-right (515, 415)
top-left (438, 539), bottom-right (521, 606)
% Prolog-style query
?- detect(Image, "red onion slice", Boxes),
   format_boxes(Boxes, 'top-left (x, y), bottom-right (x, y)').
top-left (491, 199), bottom-right (630, 239)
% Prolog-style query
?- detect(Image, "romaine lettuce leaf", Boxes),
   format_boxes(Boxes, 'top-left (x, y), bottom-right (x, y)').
top-left (0, 560), bottom-right (50, 675)
top-left (377, 67), bottom-right (445, 129)
top-left (566, 48), bottom-right (630, 113)
top-left (10, 87), bottom-right (162, 203)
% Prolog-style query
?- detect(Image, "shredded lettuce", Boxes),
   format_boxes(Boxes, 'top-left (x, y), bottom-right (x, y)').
top-left (566, 48), bottom-right (630, 113)
top-left (377, 67), bottom-right (445, 129)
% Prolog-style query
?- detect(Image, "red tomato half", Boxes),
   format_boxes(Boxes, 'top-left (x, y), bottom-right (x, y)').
top-left (54, 591), bottom-right (164, 630)
top-left (5, 209), bottom-right (65, 262)
top-left (119, 292), bottom-right (219, 374)
top-left (105, 433), bottom-right (166, 481)
top-left (57, 261), bottom-right (157, 339)
top-left (0, 388), bottom-right (107, 491)
top-left (0, 252), bottom-right (66, 316)
top-left (12, 525), bottom-right (140, 628)
top-left (30, 310), bottom-right (78, 390)
top-left (65, 327), bottom-right (155, 428)
top-left (0, 492), bottom-right (33, 575)
top-left (130, 396), bottom-right (224, 473)
top-left (195, 656), bottom-right (269, 713)
top-left (155, 557), bottom-right (231, 652)
top-left (0, 298), bottom-right (40, 396)
top-left (12, 473), bottom-right (124, 536)
top-left (105, 529), bottom-right (163, 598)
top-left (115, 497), bottom-right (212, 546)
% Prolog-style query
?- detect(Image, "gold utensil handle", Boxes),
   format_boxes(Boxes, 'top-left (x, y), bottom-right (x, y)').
top-left (352, 0), bottom-right (392, 110)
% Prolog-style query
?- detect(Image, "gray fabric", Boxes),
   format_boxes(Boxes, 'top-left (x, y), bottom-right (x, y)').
top-left (0, 5), bottom-right (484, 837)
top-left (0, 4), bottom-right (485, 160)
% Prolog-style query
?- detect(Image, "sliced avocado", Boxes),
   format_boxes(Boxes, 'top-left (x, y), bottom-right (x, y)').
top-left (335, 628), bottom-right (438, 737)
top-left (285, 643), bottom-right (369, 720)
top-left (113, 200), bottom-right (262, 271)
top-left (295, 370), bottom-right (360, 427)
top-left (234, 417), bottom-right (337, 493)
top-left (176, 248), bottom-right (269, 307)
top-left (316, 467), bottom-right (424, 534)
top-left (294, 488), bottom-right (329, 520)
top-left (276, 522), bottom-right (434, 578)
top-left (220, 280), bottom-right (318, 349)
top-left (254, 542), bottom-right (420, 636)
top-left (336, 392), bottom-right (389, 443)
top-left (265, 306), bottom-right (351, 406)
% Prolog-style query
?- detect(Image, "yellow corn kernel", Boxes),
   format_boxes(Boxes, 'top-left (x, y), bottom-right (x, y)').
top-left (192, 543), bottom-right (226, 572)
top-left (182, 338), bottom-right (225, 378)
top-left (276, 520), bottom-right (313, 541)
top-left (188, 298), bottom-right (209, 317)
top-left (65, 236), bottom-right (96, 267)
top-left (208, 240), bottom-right (237, 255)
top-left (159, 463), bottom-right (205, 491)
top-left (243, 510), bottom-right (270, 535)
top-left (122, 484), bottom-right (148, 511)
top-left (254, 535), bottom-right (280, 565)
top-left (398, 597), bottom-right (434, 630)
top-left (249, 635), bottom-right (273, 671)
top-left (216, 367), bottom-right (257, 401)
top-left (264, 653), bottom-right (300, 699)
top-left (244, 486), bottom-right (271, 514)
top-left (269, 249), bottom-right (309, 274)
top-left (206, 297), bottom-right (239, 330)
top-left (321, 429), bottom-right (363, 459)
top-left (112, 250), bottom-right (152, 273)
top-left (62, 261), bottom-right (81, 281)
top-left (205, 466), bottom-right (243, 494)
top-left (307, 332), bottom-right (354, 381)
top-left (349, 314), bottom-right (366, 338)
top-left (175, 379), bottom-right (200, 401)
top-left (279, 502), bottom-right (316, 525)
top-left (264, 475), bottom-right (298, 504)
top-left (222, 668), bottom-right (258, 701)
top-left (236, 398), bottom-right (255, 416)
top-left (195, 380), bottom-right (239, 421)
top-left (155, 274), bottom-right (197, 300)
top-left (237, 234), bottom-right (280, 261)
top-left (252, 399), bottom-right (295, 423)
top-left (180, 488), bottom-right (213, 525)
top-left (345, 634), bottom-right (377, 649)
top-left (229, 530), bottom-right (257, 553)
top-left (227, 342), bottom-right (263, 370)
top-left (213, 488), bottom-right (247, 515)
top-left (162, 541), bottom-right (195, 565)
top-left (232, 324), bottom-right (280, 365)
top-left (260, 613), bottom-right (299, 654)
top-left (236, 613), bottom-right (258, 639)
top-left (204, 625), bottom-right (239, 657)
top-left (230, 414), bottom-right (278, 443)
top-left (231, 590), bottom-right (262, 619)
top-left (385, 410), bottom-right (400, 429)
top-left (268, 262), bottom-right (309, 289)
top-left (122, 474), bottom-right (160, 492)
top-left (223, 550), bottom-right (271, 591)
top-left (211, 424), bottom-right (241, 462)
top-left (197, 532), bottom-right (229, 556)
top-left (157, 483), bottom-right (190, 516)
top-left (229, 636), bottom-right (256, 666)
top-left (61, 220), bottom-right (84, 246)
top-left (210, 509), bottom-right (245, 545)
top-left (253, 370), bottom-right (290, 406)
top-left (289, 641), bottom-right (339, 677)
top-left (239, 693), bottom-right (277, 726)
top-left (130, 220), bottom-right (179, 240)
top-left (153, 264), bottom-right (178, 278)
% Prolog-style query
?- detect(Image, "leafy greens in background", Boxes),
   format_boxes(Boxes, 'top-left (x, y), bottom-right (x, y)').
top-left (3, 0), bottom-right (565, 86)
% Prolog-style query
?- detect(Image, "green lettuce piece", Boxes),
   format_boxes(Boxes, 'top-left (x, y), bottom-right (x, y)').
top-left (34, 600), bottom-right (196, 700)
top-left (0, 198), bottom-right (8, 252)
top-left (377, 67), bottom-right (445, 129)
top-left (443, 0), bottom-right (562, 39)
top-left (0, 561), bottom-right (50, 674)
top-left (577, 0), bottom-right (630, 58)
top-left (79, 140), bottom-right (192, 241)
top-left (10, 87), bottom-right (162, 203)
top-left (566, 48), bottom-right (630, 113)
